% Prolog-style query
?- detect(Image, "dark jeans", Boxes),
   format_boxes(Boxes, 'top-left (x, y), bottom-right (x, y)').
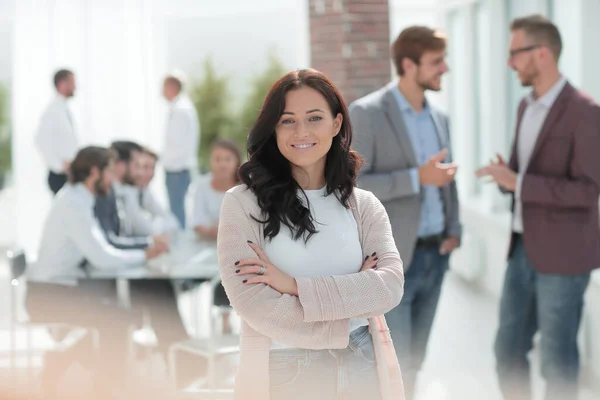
top-left (494, 235), bottom-right (590, 400)
top-left (47, 171), bottom-right (67, 195)
top-left (165, 170), bottom-right (191, 229)
top-left (26, 280), bottom-right (139, 396)
top-left (384, 245), bottom-right (449, 400)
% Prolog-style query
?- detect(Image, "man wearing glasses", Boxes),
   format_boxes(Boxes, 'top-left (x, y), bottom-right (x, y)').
top-left (476, 15), bottom-right (600, 400)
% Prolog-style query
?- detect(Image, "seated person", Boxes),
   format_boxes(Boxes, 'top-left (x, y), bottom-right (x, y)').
top-left (192, 139), bottom-right (241, 239)
top-left (95, 142), bottom-right (168, 250)
top-left (26, 146), bottom-right (165, 398)
top-left (192, 139), bottom-right (241, 333)
top-left (135, 147), bottom-right (180, 234)
top-left (93, 141), bottom-right (191, 378)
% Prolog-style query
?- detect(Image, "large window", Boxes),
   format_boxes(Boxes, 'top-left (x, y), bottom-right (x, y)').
top-left (447, 8), bottom-right (475, 198)
top-left (473, 0), bottom-right (489, 195)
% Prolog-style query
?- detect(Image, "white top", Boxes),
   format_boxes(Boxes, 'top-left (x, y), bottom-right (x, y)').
top-left (513, 76), bottom-right (567, 232)
top-left (161, 94), bottom-right (200, 171)
top-left (264, 186), bottom-right (367, 349)
top-left (192, 174), bottom-right (226, 227)
top-left (35, 95), bottom-right (79, 173)
top-left (114, 183), bottom-right (180, 236)
top-left (28, 183), bottom-right (146, 286)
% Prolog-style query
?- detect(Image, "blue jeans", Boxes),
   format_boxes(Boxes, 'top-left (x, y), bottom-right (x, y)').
top-left (384, 245), bottom-right (449, 400)
top-left (494, 235), bottom-right (590, 400)
top-left (268, 326), bottom-right (381, 400)
top-left (165, 170), bottom-right (190, 229)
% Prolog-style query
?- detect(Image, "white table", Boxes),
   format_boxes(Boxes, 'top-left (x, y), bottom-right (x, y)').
top-left (87, 231), bottom-right (220, 326)
top-left (87, 231), bottom-right (219, 280)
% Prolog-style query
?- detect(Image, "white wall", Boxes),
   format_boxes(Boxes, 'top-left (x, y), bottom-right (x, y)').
top-left (161, 0), bottom-right (310, 109)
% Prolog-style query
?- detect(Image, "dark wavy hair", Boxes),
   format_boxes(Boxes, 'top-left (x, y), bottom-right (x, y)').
top-left (238, 69), bottom-right (363, 242)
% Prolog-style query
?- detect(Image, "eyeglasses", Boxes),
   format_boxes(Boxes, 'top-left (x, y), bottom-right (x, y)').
top-left (508, 45), bottom-right (541, 59)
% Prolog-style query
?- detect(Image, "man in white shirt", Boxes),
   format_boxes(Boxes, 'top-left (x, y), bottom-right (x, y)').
top-left (35, 69), bottom-right (79, 195)
top-left (161, 72), bottom-right (200, 228)
top-left (135, 147), bottom-right (180, 234)
top-left (26, 146), bottom-right (166, 397)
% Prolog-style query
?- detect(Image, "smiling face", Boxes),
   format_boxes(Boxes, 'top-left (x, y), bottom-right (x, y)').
top-left (415, 49), bottom-right (449, 91)
top-left (275, 86), bottom-right (342, 186)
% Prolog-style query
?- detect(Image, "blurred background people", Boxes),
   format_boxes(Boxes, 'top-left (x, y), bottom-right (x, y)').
top-left (161, 72), bottom-right (200, 229)
top-left (350, 26), bottom-right (461, 400)
top-left (35, 69), bottom-right (79, 195)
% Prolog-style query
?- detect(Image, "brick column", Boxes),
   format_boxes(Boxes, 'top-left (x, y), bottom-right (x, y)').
top-left (309, 0), bottom-right (391, 103)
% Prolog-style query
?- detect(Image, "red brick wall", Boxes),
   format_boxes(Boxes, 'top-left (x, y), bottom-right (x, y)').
top-left (308, 0), bottom-right (391, 104)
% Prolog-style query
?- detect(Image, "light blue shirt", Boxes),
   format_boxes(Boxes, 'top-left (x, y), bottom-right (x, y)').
top-left (392, 86), bottom-right (445, 237)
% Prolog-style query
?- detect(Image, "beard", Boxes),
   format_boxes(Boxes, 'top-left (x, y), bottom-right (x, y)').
top-left (416, 72), bottom-right (442, 92)
top-left (123, 171), bottom-right (136, 186)
top-left (517, 59), bottom-right (537, 87)
top-left (518, 71), bottom-right (535, 87)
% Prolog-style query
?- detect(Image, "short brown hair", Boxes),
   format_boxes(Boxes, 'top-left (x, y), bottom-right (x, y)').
top-left (164, 72), bottom-right (184, 92)
top-left (510, 14), bottom-right (562, 61)
top-left (53, 69), bottom-right (73, 89)
top-left (69, 146), bottom-right (116, 184)
top-left (141, 147), bottom-right (159, 161)
top-left (392, 26), bottom-right (446, 76)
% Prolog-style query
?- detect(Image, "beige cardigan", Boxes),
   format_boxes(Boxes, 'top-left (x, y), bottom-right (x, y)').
top-left (217, 184), bottom-right (405, 400)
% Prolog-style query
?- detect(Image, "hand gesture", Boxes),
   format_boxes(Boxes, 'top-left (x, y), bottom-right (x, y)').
top-left (475, 153), bottom-right (517, 191)
top-left (419, 149), bottom-right (457, 187)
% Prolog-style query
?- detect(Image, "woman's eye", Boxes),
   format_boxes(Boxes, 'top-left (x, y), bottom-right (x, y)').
top-left (309, 116), bottom-right (322, 122)
top-left (281, 119), bottom-right (294, 125)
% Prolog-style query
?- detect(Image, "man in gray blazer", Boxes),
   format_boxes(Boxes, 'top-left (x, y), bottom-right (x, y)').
top-left (350, 26), bottom-right (462, 399)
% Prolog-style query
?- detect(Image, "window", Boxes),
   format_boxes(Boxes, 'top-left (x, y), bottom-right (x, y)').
top-left (505, 0), bottom-right (535, 152)
top-left (473, 1), bottom-right (486, 195)
top-left (447, 6), bottom-right (479, 198)
top-left (447, 8), bottom-right (472, 197)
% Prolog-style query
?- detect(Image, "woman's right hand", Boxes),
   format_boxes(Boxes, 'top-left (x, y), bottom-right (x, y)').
top-left (360, 252), bottom-right (379, 272)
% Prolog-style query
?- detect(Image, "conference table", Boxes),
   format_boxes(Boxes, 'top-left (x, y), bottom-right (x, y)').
top-left (87, 230), bottom-right (220, 333)
top-left (88, 230), bottom-right (219, 280)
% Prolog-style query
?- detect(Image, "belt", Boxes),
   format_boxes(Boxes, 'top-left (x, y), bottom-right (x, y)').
top-left (416, 234), bottom-right (444, 248)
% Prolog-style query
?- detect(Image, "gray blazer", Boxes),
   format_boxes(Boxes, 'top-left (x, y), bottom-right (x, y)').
top-left (349, 82), bottom-right (462, 268)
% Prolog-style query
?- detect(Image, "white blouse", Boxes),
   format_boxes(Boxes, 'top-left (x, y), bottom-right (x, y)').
top-left (264, 186), bottom-right (367, 349)
top-left (192, 174), bottom-right (227, 227)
